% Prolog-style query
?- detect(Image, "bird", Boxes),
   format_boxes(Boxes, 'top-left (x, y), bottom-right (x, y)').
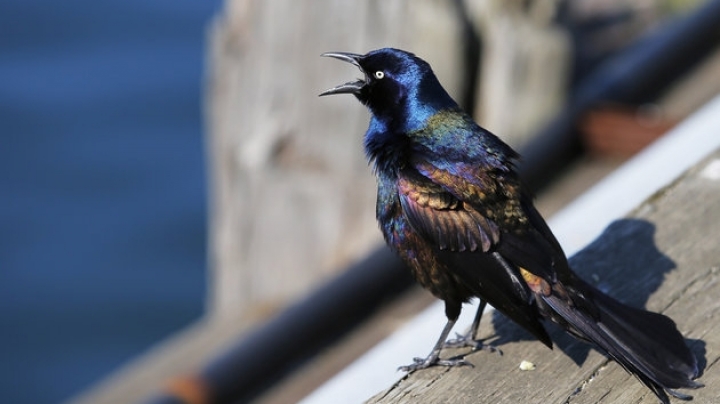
top-left (319, 48), bottom-right (701, 403)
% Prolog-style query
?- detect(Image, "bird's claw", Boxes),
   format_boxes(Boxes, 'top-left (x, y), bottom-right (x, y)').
top-left (398, 356), bottom-right (473, 373)
top-left (444, 332), bottom-right (502, 355)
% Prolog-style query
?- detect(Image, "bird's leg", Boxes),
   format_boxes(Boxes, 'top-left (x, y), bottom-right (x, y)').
top-left (444, 300), bottom-right (500, 353)
top-left (398, 317), bottom-right (472, 372)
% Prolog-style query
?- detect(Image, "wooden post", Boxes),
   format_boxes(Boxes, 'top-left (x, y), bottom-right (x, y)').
top-left (466, 0), bottom-right (570, 147)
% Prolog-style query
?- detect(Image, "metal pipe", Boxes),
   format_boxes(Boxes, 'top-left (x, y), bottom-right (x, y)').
top-left (202, 249), bottom-right (410, 403)
top-left (519, 0), bottom-right (720, 191)
top-left (142, 248), bottom-right (412, 404)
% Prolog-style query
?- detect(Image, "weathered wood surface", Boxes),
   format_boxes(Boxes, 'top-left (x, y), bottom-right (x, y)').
top-left (367, 149), bottom-right (720, 403)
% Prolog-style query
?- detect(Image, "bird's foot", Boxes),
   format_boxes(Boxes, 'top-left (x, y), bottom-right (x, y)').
top-left (398, 354), bottom-right (473, 373)
top-left (444, 332), bottom-right (502, 355)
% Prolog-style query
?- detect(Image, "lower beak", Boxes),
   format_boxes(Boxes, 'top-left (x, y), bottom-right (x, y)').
top-left (319, 52), bottom-right (366, 96)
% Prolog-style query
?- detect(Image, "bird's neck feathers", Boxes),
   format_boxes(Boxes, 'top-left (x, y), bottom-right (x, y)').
top-left (363, 116), bottom-right (407, 177)
top-left (364, 72), bottom-right (458, 176)
top-left (381, 73), bottom-right (457, 132)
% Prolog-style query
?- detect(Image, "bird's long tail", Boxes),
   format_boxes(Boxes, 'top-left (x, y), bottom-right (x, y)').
top-left (541, 277), bottom-right (701, 404)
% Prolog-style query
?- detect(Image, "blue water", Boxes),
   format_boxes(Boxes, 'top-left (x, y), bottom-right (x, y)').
top-left (0, 1), bottom-right (222, 402)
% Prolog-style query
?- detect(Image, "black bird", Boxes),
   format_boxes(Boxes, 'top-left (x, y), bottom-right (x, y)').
top-left (320, 48), bottom-right (701, 403)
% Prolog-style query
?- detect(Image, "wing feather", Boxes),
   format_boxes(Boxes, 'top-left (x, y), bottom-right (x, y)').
top-left (407, 157), bottom-right (566, 283)
top-left (398, 173), bottom-right (499, 253)
top-left (395, 160), bottom-right (554, 347)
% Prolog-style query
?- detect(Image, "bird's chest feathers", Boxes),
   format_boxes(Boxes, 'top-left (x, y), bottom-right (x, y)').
top-left (364, 118), bottom-right (410, 176)
top-left (375, 172), bottom-right (419, 256)
top-left (375, 174), bottom-right (402, 231)
top-left (364, 107), bottom-right (454, 171)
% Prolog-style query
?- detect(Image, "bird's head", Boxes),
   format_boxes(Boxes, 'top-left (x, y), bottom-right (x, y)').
top-left (320, 48), bottom-right (456, 131)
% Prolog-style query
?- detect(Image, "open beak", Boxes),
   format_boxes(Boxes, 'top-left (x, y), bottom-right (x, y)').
top-left (319, 52), bottom-right (366, 96)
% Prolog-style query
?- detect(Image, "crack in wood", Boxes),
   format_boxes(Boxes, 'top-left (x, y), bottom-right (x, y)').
top-left (563, 360), bottom-right (610, 404)
top-left (659, 266), bottom-right (717, 313)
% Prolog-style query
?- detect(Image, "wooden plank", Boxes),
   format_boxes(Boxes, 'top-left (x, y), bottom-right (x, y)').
top-left (367, 149), bottom-right (720, 403)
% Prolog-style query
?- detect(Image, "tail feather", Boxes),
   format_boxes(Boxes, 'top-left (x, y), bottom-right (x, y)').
top-left (542, 278), bottom-right (700, 403)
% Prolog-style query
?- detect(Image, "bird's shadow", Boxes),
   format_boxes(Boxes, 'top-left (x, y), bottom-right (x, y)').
top-left (484, 218), bottom-right (706, 373)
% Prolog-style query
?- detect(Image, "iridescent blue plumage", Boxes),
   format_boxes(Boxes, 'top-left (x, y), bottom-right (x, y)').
top-left (320, 48), bottom-right (700, 403)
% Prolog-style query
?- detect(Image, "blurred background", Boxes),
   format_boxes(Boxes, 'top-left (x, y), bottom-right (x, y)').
top-left (1, 0), bottom-right (718, 403)
top-left (0, 1), bottom-right (221, 403)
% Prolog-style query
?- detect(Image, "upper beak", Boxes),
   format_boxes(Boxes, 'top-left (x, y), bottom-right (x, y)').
top-left (319, 52), bottom-right (366, 96)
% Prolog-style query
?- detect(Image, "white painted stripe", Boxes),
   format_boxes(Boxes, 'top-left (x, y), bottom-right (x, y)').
top-left (699, 158), bottom-right (720, 181)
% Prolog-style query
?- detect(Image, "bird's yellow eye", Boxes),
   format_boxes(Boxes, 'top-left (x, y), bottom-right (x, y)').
top-left (374, 71), bottom-right (384, 79)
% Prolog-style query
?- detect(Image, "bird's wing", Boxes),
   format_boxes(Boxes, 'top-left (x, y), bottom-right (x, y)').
top-left (397, 168), bottom-right (499, 253)
top-left (396, 164), bottom-right (554, 347)
top-left (409, 157), bottom-right (568, 283)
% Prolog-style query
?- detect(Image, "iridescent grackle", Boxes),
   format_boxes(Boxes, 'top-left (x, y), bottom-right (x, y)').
top-left (320, 48), bottom-right (701, 403)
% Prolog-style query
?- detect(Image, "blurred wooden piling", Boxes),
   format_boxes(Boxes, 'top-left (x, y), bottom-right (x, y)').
top-left (466, 0), bottom-right (570, 147)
